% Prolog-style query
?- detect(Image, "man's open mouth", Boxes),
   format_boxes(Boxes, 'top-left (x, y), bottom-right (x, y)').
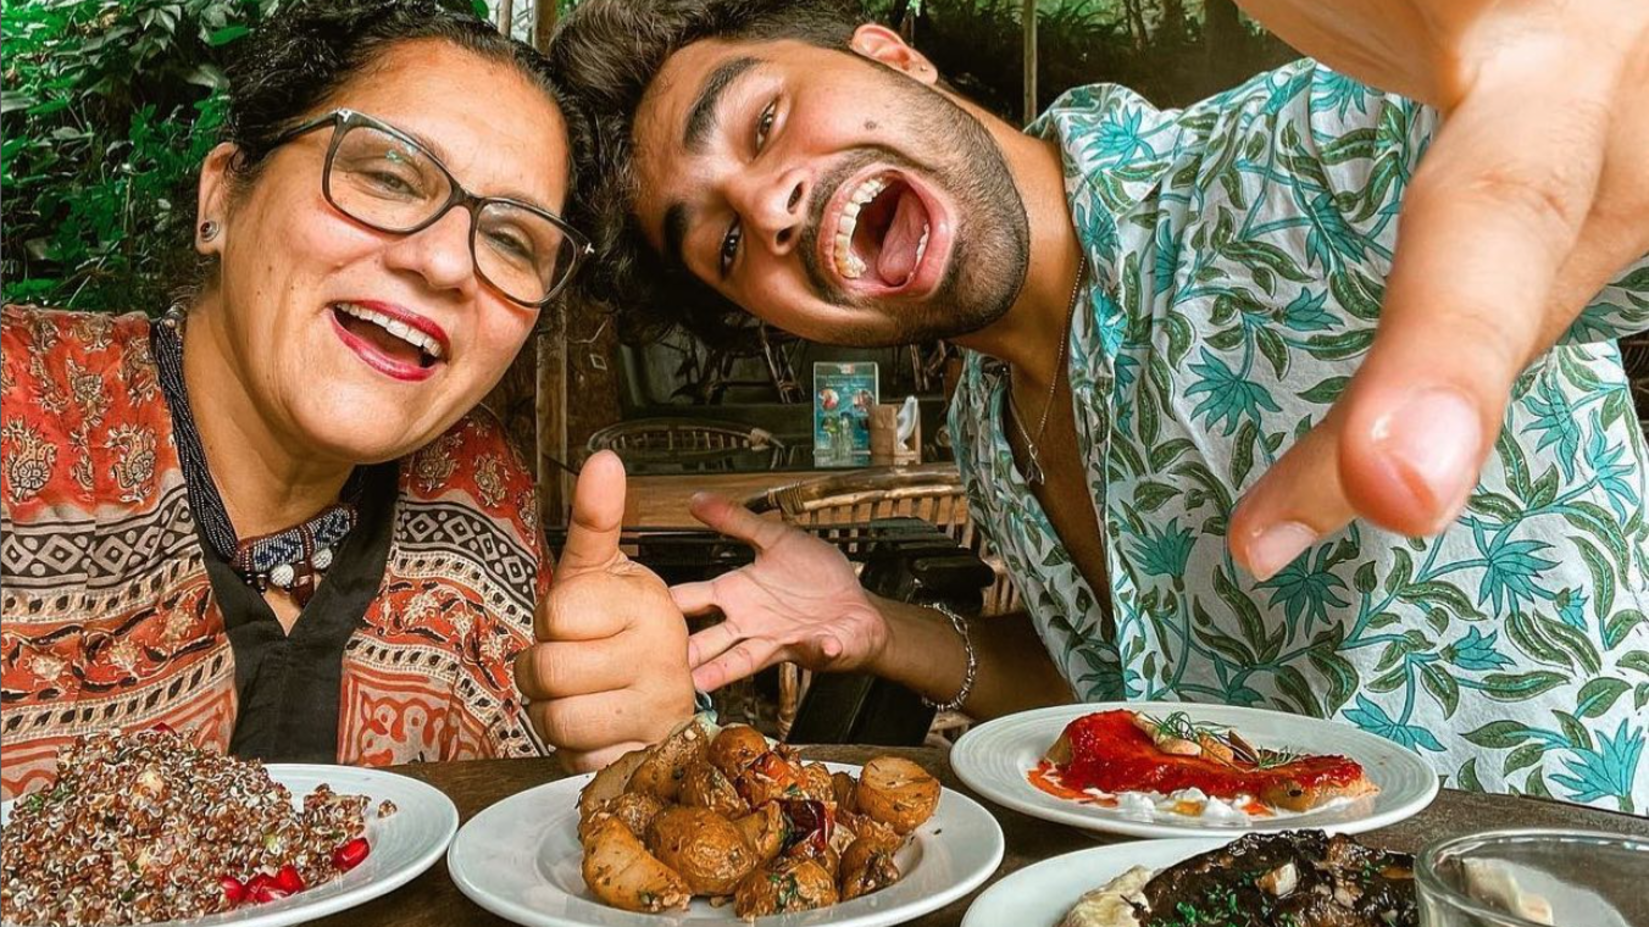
top-left (826, 171), bottom-right (934, 290)
top-left (331, 302), bottom-right (445, 370)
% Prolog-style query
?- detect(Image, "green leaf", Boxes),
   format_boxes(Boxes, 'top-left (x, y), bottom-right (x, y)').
top-left (1481, 671), bottom-right (1568, 702)
top-left (1464, 720), bottom-right (1534, 750)
top-left (1562, 501), bottom-right (1632, 582)
top-left (1165, 312), bottom-right (1194, 367)
top-left (1570, 537), bottom-right (1616, 622)
top-left (1397, 580), bottom-right (1476, 617)
top-left (1353, 561), bottom-right (1378, 594)
top-left (1575, 678), bottom-right (1630, 720)
top-left (1524, 768), bottom-right (1552, 799)
top-left (1506, 609), bottom-right (1572, 669)
top-left (1256, 327), bottom-right (1289, 379)
top-left (185, 64), bottom-right (227, 90)
top-left (1308, 649), bottom-right (1358, 715)
top-left (1149, 438), bottom-right (1196, 472)
top-left (1496, 428), bottom-right (1535, 502)
top-left (1134, 480), bottom-right (1180, 513)
top-left (1420, 663), bottom-right (1460, 718)
top-left (1206, 325), bottom-right (1246, 350)
top-left (1137, 383), bottom-right (1161, 446)
top-left (1302, 329), bottom-right (1376, 361)
top-left (26, 97), bottom-right (70, 116)
top-left (1619, 650), bottom-right (1649, 680)
top-left (1328, 270), bottom-right (1384, 321)
top-left (207, 24), bottom-right (249, 45)
top-left (1214, 566), bottom-right (1269, 656)
top-left (1426, 608), bottom-right (1450, 635)
top-left (1384, 547), bottom-right (1413, 595)
top-left (1604, 610), bottom-right (1647, 650)
top-left (1230, 420), bottom-right (1259, 486)
top-left (1275, 665), bottom-right (1323, 718)
top-left (1467, 491), bottom-right (1524, 523)
top-left (1297, 376), bottom-right (1351, 404)
top-left (1367, 611), bottom-right (1402, 629)
top-left (1457, 757), bottom-right (1485, 793)
top-left (1502, 742), bottom-right (1546, 776)
top-left (1528, 465), bottom-right (1560, 509)
top-left (1368, 666), bottom-right (1408, 693)
top-left (1554, 710), bottom-right (1592, 751)
top-left (1, 91), bottom-right (37, 115)
top-left (1540, 615), bottom-right (1602, 675)
top-left (1223, 239), bottom-right (1311, 282)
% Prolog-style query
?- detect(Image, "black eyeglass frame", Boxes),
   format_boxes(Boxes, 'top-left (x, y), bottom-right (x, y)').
top-left (270, 108), bottom-right (593, 307)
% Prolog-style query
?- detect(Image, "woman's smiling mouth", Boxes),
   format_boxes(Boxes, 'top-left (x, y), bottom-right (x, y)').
top-left (329, 300), bottom-right (448, 382)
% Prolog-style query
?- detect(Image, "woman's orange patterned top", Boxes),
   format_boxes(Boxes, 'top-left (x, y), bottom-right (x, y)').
top-left (1, 305), bottom-right (552, 798)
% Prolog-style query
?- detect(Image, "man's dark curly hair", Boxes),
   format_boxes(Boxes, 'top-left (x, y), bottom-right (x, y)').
top-left (549, 0), bottom-right (862, 347)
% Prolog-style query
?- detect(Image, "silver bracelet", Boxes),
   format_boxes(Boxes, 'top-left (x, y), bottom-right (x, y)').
top-left (920, 600), bottom-right (977, 712)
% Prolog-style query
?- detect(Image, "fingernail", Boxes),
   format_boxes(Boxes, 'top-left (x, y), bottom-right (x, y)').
top-left (1371, 388), bottom-right (1482, 528)
top-left (1247, 521), bottom-right (1316, 580)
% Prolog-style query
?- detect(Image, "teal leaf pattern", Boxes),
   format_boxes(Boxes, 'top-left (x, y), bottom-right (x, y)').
top-left (950, 60), bottom-right (1649, 812)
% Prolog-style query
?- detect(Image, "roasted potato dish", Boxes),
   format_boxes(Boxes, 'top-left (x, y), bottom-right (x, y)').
top-left (733, 856), bottom-right (838, 918)
top-left (646, 807), bottom-right (757, 895)
top-left (581, 814), bottom-right (691, 913)
top-left (708, 723), bottom-right (768, 777)
top-left (626, 718), bottom-right (710, 802)
top-left (854, 756), bottom-right (941, 835)
top-left (576, 719), bottom-right (940, 919)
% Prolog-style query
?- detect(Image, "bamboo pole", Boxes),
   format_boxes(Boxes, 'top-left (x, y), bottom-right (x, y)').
top-left (534, 0), bottom-right (558, 52)
top-left (531, 2), bottom-right (565, 527)
top-left (1022, 0), bottom-right (1037, 125)
top-left (536, 325), bottom-right (569, 528)
top-left (497, 0), bottom-right (515, 38)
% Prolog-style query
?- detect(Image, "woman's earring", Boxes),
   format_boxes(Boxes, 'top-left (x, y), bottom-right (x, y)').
top-left (200, 220), bottom-right (220, 242)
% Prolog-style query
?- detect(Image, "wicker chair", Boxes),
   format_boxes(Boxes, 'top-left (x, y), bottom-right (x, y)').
top-left (742, 464), bottom-right (1020, 742)
top-left (586, 418), bottom-right (782, 459)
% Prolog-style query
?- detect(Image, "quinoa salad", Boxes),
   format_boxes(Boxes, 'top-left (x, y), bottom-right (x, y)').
top-left (1, 729), bottom-right (395, 926)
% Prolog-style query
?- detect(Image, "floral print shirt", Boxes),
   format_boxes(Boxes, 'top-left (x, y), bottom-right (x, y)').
top-left (951, 61), bottom-right (1649, 812)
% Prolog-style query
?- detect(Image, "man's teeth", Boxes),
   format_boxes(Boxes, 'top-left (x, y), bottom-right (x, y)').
top-left (336, 302), bottom-right (444, 358)
top-left (912, 223), bottom-right (930, 273)
top-left (833, 176), bottom-right (886, 280)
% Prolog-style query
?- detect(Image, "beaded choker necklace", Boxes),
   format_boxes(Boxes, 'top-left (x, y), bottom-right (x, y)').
top-left (153, 308), bottom-right (358, 607)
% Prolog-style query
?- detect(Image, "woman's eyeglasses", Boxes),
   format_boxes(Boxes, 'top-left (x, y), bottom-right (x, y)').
top-left (270, 109), bottom-right (591, 307)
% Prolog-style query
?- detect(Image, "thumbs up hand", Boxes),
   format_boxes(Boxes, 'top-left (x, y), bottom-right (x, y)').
top-left (513, 451), bottom-right (695, 772)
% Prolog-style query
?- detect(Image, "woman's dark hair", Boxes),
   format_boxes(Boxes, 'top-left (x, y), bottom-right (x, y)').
top-left (549, 0), bottom-right (862, 347)
top-left (223, 0), bottom-right (584, 193)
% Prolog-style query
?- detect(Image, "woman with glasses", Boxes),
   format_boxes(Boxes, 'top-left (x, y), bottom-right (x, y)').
top-left (0, 0), bottom-right (693, 797)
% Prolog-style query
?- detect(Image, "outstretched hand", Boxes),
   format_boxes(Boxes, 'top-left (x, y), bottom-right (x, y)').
top-left (513, 451), bottom-right (695, 772)
top-left (672, 493), bottom-right (890, 693)
top-left (1230, 0), bottom-right (1649, 578)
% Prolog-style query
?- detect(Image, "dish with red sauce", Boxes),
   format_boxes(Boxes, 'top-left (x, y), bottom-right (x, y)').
top-left (1032, 709), bottom-right (1377, 821)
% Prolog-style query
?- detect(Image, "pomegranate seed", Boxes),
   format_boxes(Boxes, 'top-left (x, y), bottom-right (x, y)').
top-left (332, 836), bottom-right (370, 872)
top-left (220, 875), bottom-right (246, 906)
top-left (275, 864), bottom-right (305, 894)
top-left (246, 873), bottom-right (275, 897)
top-left (251, 884), bottom-right (291, 904)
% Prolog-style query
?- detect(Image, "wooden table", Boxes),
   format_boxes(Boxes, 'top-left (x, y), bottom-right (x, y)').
top-left (625, 472), bottom-right (831, 526)
top-left (317, 746), bottom-right (1649, 927)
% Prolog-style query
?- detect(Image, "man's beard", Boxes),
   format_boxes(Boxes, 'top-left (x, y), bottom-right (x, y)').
top-left (794, 67), bottom-right (1031, 347)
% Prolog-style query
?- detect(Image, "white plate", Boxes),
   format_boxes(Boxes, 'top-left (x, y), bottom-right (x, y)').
top-left (447, 761), bottom-right (1005, 927)
top-left (951, 701), bottom-right (1438, 839)
top-left (961, 838), bottom-right (1226, 927)
top-left (2, 764), bottom-right (458, 927)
